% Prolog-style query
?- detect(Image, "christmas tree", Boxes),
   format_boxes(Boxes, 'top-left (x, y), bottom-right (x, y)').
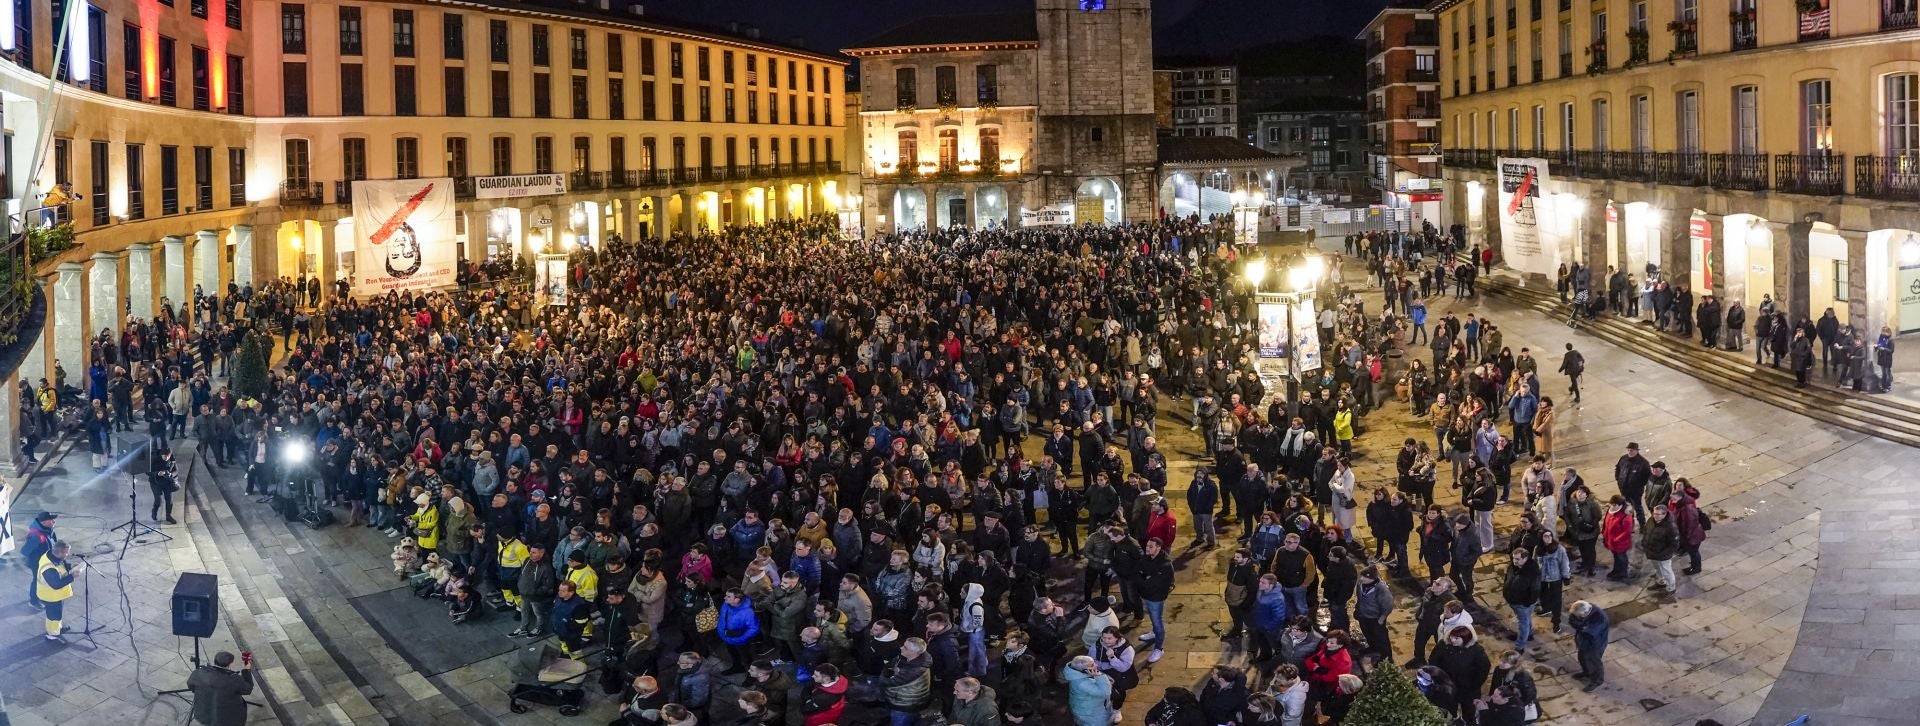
top-left (1342, 665), bottom-right (1451, 726)
top-left (232, 332), bottom-right (270, 400)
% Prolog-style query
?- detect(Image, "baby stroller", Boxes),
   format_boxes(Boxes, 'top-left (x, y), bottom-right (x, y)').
top-left (506, 643), bottom-right (598, 716)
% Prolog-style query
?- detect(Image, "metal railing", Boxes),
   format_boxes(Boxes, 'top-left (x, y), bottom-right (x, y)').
top-left (1406, 32), bottom-right (1438, 46)
top-left (1731, 18), bottom-right (1758, 50)
top-left (1710, 153), bottom-right (1770, 191)
top-left (454, 176), bottom-right (475, 198)
top-left (1407, 106), bottom-right (1437, 120)
top-left (1855, 155), bottom-right (1920, 202)
top-left (1614, 151), bottom-right (1653, 182)
top-left (1775, 153), bottom-right (1846, 196)
top-left (281, 180), bottom-right (324, 206)
top-left (1405, 68), bottom-right (1438, 83)
top-left (1653, 151), bottom-right (1709, 186)
top-left (1888, 1), bottom-right (1920, 30)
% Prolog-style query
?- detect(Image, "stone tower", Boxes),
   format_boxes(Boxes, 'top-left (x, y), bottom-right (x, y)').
top-left (1030, 0), bottom-right (1160, 223)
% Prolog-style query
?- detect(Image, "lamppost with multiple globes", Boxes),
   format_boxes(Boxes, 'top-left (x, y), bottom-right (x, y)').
top-left (1245, 252), bottom-right (1326, 403)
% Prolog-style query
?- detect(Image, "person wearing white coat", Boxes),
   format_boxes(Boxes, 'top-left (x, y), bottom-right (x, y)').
top-left (1328, 460), bottom-right (1358, 533)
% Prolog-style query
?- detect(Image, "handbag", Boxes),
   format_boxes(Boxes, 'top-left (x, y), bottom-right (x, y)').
top-left (695, 604), bottom-right (719, 633)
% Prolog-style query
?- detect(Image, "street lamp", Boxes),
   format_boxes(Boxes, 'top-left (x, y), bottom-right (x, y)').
top-left (1248, 253), bottom-right (1325, 403)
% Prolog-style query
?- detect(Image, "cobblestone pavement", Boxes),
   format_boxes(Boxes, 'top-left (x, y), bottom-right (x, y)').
top-left (3, 248), bottom-right (1908, 725)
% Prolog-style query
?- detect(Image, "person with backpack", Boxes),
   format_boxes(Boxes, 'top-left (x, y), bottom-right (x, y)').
top-left (20, 512), bottom-right (58, 609)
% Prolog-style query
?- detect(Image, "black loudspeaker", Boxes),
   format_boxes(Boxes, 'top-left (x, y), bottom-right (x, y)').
top-left (126, 445), bottom-right (152, 476)
top-left (172, 572), bottom-right (219, 638)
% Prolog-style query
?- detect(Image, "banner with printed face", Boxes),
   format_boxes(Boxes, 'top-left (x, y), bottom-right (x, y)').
top-left (353, 178), bottom-right (458, 296)
top-left (1497, 157), bottom-right (1553, 276)
top-left (1292, 297), bottom-right (1322, 374)
top-left (1257, 302), bottom-right (1289, 359)
top-left (1020, 204), bottom-right (1075, 227)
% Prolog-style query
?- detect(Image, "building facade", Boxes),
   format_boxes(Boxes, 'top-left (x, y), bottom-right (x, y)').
top-left (1361, 4), bottom-right (1444, 225)
top-left (0, 0), bottom-right (846, 394)
top-left (1169, 65), bottom-right (1239, 138)
top-left (1435, 0), bottom-right (1920, 335)
top-left (1253, 103), bottom-right (1372, 195)
top-left (846, 0), bottom-right (1160, 232)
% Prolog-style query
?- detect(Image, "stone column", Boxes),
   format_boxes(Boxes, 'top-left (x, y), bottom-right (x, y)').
top-left (923, 183), bottom-right (940, 232)
top-left (0, 369), bottom-right (20, 474)
top-left (195, 229), bottom-right (222, 300)
top-left (231, 225), bottom-right (255, 289)
top-left (1786, 221), bottom-right (1812, 322)
top-left (128, 243), bottom-right (156, 320)
top-left (321, 219), bottom-right (344, 301)
top-left (90, 252), bottom-right (121, 340)
top-left (162, 235), bottom-right (188, 315)
top-left (54, 261), bottom-right (91, 373)
top-left (18, 276), bottom-right (52, 386)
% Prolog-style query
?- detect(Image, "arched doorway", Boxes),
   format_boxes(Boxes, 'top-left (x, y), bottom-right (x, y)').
top-left (934, 187), bottom-right (967, 228)
top-left (974, 185), bottom-right (1008, 229)
top-left (893, 188), bottom-right (927, 232)
top-left (1076, 177), bottom-right (1122, 226)
top-left (1808, 222), bottom-right (1849, 321)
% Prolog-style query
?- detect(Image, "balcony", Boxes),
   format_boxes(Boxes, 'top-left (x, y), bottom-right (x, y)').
top-left (1443, 148), bottom-right (1495, 169)
top-left (568, 171), bottom-right (605, 191)
top-left (1367, 71), bottom-right (1385, 88)
top-left (454, 177), bottom-right (475, 198)
top-left (1613, 151), bottom-right (1653, 182)
top-left (1731, 17), bottom-right (1758, 50)
top-left (1710, 153), bottom-right (1770, 191)
top-left (1669, 24), bottom-right (1698, 56)
top-left (1559, 53), bottom-right (1572, 77)
top-left (1402, 141), bottom-right (1443, 156)
top-left (1855, 155), bottom-right (1920, 202)
top-left (1653, 152), bottom-right (1709, 186)
top-left (1888, 0), bottom-right (1920, 30)
top-left (334, 180), bottom-right (353, 205)
top-left (1405, 32), bottom-right (1438, 46)
top-left (282, 180), bottom-right (324, 206)
top-left (1775, 153), bottom-right (1846, 196)
top-left (1406, 106), bottom-right (1438, 120)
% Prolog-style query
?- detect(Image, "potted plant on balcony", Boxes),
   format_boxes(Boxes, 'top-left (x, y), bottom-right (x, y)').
top-left (982, 158), bottom-right (1003, 176)
top-left (26, 223), bottom-right (76, 261)
top-left (1584, 39), bottom-right (1609, 74)
top-left (1666, 19), bottom-right (1698, 57)
top-left (895, 103), bottom-right (918, 115)
top-left (1729, 8), bottom-right (1755, 22)
top-left (1795, 0), bottom-right (1825, 15)
top-left (978, 100), bottom-right (998, 114)
top-left (1623, 27), bottom-right (1651, 66)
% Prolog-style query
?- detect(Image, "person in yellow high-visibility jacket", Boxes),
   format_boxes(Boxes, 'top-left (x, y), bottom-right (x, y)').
top-left (496, 534), bottom-right (529, 607)
top-left (411, 493), bottom-right (442, 553)
top-left (564, 550), bottom-right (599, 603)
top-left (37, 541), bottom-right (81, 643)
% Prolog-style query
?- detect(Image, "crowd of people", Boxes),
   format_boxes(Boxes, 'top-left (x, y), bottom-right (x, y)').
top-left (1553, 259), bottom-right (1895, 391)
top-left (26, 215), bottom-right (1736, 726)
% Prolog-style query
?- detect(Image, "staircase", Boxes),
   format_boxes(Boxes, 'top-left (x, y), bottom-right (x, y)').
top-left (1481, 274), bottom-right (1920, 448)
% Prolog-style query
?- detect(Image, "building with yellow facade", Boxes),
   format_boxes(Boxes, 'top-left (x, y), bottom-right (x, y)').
top-left (0, 0), bottom-right (846, 389)
top-left (1436, 0), bottom-right (1920, 334)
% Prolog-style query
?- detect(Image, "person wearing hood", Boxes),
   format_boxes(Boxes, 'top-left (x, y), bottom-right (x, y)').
top-left (924, 613), bottom-right (964, 708)
top-left (1430, 624), bottom-right (1491, 724)
top-left (859, 619), bottom-right (905, 676)
top-left (959, 582), bottom-right (991, 676)
top-left (800, 663), bottom-right (848, 726)
top-left (1063, 655), bottom-right (1115, 726)
top-left (441, 497), bottom-right (476, 573)
top-left (1145, 686), bottom-right (1207, 726)
top-left (948, 676), bottom-right (1002, 726)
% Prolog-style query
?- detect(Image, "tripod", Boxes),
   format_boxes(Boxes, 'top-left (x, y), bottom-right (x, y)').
top-left (156, 636), bottom-right (203, 700)
top-left (108, 445), bottom-right (173, 546)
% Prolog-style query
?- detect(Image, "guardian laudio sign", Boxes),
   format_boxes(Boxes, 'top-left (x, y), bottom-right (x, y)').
top-left (353, 178), bottom-right (457, 296)
top-left (1497, 157), bottom-right (1552, 275)
top-left (476, 174), bottom-right (567, 200)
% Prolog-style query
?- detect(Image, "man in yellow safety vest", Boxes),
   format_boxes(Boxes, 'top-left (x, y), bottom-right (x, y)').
top-left (37, 541), bottom-right (82, 643)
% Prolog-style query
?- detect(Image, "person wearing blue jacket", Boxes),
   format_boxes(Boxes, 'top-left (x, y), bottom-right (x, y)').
top-left (717, 588), bottom-right (760, 673)
top-left (1247, 574), bottom-right (1289, 665)
top-left (1410, 299), bottom-right (1429, 344)
top-left (1505, 388), bottom-right (1539, 457)
top-left (548, 580), bottom-right (593, 656)
top-left (1570, 600), bottom-right (1610, 692)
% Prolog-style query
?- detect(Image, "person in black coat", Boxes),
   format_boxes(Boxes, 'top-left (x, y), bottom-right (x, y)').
top-left (187, 651), bottom-right (256, 726)
top-left (1198, 665), bottom-right (1250, 725)
top-left (1430, 625), bottom-right (1491, 725)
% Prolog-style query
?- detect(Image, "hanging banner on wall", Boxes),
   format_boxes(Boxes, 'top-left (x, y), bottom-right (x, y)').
top-left (1497, 157), bottom-right (1552, 276)
top-left (1291, 298), bottom-right (1322, 375)
top-left (1257, 302), bottom-right (1290, 359)
top-left (1689, 214), bottom-right (1714, 294)
top-left (476, 174), bottom-right (567, 199)
top-left (352, 178), bottom-right (458, 296)
top-left (1020, 204), bottom-right (1075, 227)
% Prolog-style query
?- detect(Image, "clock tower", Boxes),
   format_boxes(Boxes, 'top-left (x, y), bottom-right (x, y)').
top-left (1029, 0), bottom-right (1158, 223)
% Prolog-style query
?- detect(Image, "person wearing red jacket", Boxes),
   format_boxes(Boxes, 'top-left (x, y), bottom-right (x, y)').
top-left (1602, 495), bottom-right (1636, 581)
top-left (800, 663), bottom-right (848, 726)
top-left (1144, 498), bottom-right (1178, 550)
top-left (1668, 486), bottom-right (1709, 576)
top-left (1302, 631), bottom-right (1355, 722)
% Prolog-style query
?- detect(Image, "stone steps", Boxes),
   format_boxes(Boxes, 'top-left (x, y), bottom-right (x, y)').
top-left (1481, 275), bottom-right (1920, 448)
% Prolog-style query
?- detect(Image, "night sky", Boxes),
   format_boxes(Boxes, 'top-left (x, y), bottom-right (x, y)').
top-left (638, 0), bottom-right (1389, 57)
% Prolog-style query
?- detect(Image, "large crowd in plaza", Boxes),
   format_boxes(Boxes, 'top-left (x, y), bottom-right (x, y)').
top-left (19, 214), bottom-right (1741, 726)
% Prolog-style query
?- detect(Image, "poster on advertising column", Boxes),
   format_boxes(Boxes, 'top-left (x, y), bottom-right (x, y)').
top-left (1496, 157), bottom-right (1552, 276)
top-left (1689, 214), bottom-right (1714, 294)
top-left (352, 178), bottom-right (457, 296)
top-left (1291, 298), bottom-right (1322, 374)
top-left (1257, 302), bottom-right (1290, 359)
